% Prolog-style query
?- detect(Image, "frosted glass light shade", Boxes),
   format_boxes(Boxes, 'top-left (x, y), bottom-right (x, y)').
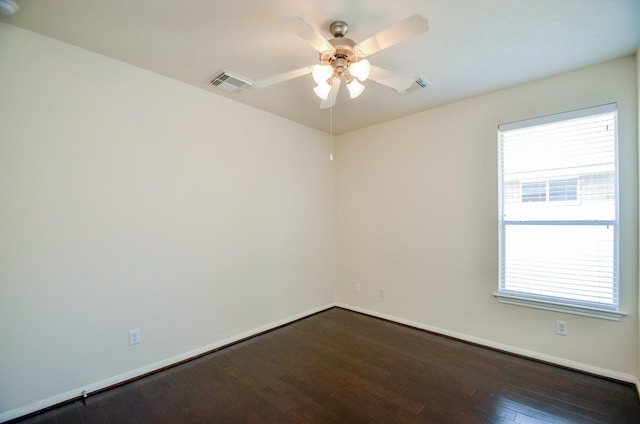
top-left (349, 59), bottom-right (370, 81)
top-left (312, 65), bottom-right (333, 85)
top-left (0, 0), bottom-right (19, 16)
top-left (346, 79), bottom-right (364, 99)
top-left (314, 82), bottom-right (332, 100)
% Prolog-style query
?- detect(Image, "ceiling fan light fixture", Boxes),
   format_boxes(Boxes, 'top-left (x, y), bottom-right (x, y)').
top-left (349, 59), bottom-right (370, 81)
top-left (0, 0), bottom-right (19, 16)
top-left (312, 65), bottom-right (333, 86)
top-left (265, 15), bottom-right (429, 108)
top-left (346, 78), bottom-right (365, 99)
top-left (314, 82), bottom-right (332, 100)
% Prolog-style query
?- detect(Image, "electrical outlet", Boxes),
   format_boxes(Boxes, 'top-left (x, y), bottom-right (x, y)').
top-left (555, 321), bottom-right (568, 336)
top-left (354, 283), bottom-right (361, 293)
top-left (129, 328), bottom-right (141, 346)
top-left (378, 288), bottom-right (384, 298)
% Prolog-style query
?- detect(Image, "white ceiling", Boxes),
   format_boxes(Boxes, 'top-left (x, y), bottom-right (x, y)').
top-left (2, 0), bottom-right (639, 134)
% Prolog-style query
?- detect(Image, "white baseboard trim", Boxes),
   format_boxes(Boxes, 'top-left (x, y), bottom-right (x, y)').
top-left (4, 302), bottom-right (636, 422)
top-left (0, 304), bottom-right (334, 423)
top-left (335, 303), bottom-right (638, 385)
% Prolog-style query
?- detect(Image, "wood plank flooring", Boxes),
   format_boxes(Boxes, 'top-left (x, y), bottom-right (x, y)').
top-left (13, 308), bottom-right (640, 423)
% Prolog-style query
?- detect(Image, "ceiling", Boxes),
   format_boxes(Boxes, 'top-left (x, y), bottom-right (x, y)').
top-left (2, 0), bottom-right (639, 134)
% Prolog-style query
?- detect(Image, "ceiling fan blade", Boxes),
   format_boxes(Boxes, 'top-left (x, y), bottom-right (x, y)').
top-left (320, 80), bottom-right (341, 109)
top-left (254, 66), bottom-right (313, 88)
top-left (354, 14), bottom-right (429, 58)
top-left (368, 65), bottom-right (414, 93)
top-left (282, 15), bottom-right (336, 55)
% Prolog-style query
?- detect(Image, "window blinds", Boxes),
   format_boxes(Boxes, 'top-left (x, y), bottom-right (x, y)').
top-left (498, 104), bottom-right (618, 308)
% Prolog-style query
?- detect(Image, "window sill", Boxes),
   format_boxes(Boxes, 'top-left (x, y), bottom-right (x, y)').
top-left (493, 291), bottom-right (627, 321)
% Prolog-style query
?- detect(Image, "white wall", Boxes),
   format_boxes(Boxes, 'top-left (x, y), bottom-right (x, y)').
top-left (336, 56), bottom-right (638, 378)
top-left (0, 23), bottom-right (335, 419)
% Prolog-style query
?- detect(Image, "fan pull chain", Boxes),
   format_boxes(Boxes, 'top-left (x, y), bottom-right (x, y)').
top-left (329, 105), bottom-right (334, 161)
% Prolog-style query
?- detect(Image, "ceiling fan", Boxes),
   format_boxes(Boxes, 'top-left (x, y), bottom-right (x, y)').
top-left (254, 14), bottom-right (430, 109)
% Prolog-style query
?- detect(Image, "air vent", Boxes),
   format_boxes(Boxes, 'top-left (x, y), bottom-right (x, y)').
top-left (209, 70), bottom-right (253, 94)
top-left (403, 75), bottom-right (431, 94)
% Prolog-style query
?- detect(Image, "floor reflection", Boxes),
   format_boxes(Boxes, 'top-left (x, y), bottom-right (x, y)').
top-left (493, 395), bottom-right (573, 424)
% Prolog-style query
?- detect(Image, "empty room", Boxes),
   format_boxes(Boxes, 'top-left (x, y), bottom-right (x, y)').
top-left (1, 0), bottom-right (639, 422)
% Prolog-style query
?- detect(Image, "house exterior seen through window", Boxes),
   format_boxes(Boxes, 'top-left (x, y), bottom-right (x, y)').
top-left (496, 104), bottom-right (621, 319)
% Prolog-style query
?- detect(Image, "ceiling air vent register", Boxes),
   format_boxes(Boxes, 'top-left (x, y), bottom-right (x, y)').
top-left (403, 75), bottom-right (431, 94)
top-left (210, 70), bottom-right (253, 94)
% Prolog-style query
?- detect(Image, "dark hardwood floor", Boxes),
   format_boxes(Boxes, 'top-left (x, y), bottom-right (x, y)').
top-left (13, 308), bottom-right (640, 423)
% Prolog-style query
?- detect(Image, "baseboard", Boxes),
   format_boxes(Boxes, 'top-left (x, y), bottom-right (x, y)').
top-left (4, 302), bottom-right (636, 422)
top-left (335, 303), bottom-right (638, 385)
top-left (0, 304), bottom-right (335, 423)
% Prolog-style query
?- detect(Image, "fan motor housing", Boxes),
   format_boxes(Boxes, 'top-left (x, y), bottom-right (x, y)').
top-left (319, 37), bottom-right (358, 68)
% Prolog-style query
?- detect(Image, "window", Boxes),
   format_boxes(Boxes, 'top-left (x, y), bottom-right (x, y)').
top-left (522, 182), bottom-right (547, 202)
top-left (549, 179), bottom-right (577, 202)
top-left (521, 179), bottom-right (578, 203)
top-left (496, 104), bottom-right (624, 320)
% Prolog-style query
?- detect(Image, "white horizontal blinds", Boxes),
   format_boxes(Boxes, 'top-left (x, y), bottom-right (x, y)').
top-left (498, 104), bottom-right (618, 308)
top-left (503, 225), bottom-right (615, 304)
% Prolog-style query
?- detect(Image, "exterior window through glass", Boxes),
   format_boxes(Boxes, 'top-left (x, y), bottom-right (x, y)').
top-left (521, 182), bottom-right (546, 202)
top-left (549, 179), bottom-right (577, 201)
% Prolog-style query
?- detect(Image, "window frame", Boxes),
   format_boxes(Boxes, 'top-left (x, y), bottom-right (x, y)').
top-left (494, 103), bottom-right (626, 321)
